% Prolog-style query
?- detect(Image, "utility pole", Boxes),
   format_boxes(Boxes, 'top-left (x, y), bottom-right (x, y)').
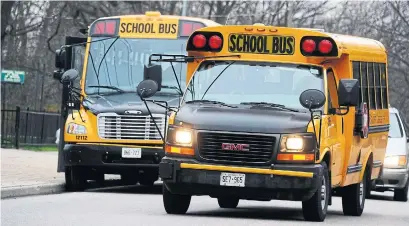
top-left (181, 0), bottom-right (187, 16)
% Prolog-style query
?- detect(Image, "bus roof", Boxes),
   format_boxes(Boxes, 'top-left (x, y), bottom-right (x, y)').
top-left (192, 25), bottom-right (387, 59)
top-left (96, 14), bottom-right (221, 27)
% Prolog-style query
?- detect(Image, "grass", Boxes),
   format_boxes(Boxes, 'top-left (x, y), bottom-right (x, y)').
top-left (20, 145), bottom-right (58, 152)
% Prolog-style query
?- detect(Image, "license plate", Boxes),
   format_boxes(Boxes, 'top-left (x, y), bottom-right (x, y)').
top-left (121, 148), bottom-right (142, 158)
top-left (220, 172), bottom-right (245, 187)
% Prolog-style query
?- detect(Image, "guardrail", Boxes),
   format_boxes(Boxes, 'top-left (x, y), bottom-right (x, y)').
top-left (1, 107), bottom-right (61, 148)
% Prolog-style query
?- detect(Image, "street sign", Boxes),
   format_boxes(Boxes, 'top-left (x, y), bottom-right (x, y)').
top-left (1, 70), bottom-right (25, 84)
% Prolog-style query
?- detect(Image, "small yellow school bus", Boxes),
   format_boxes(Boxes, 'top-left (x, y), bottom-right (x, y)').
top-left (52, 11), bottom-right (220, 191)
top-left (136, 24), bottom-right (389, 221)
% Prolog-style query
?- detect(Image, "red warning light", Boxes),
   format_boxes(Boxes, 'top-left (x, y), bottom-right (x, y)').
top-left (192, 34), bottom-right (207, 48)
top-left (318, 40), bottom-right (333, 54)
top-left (208, 35), bottom-right (222, 49)
top-left (302, 39), bottom-right (316, 53)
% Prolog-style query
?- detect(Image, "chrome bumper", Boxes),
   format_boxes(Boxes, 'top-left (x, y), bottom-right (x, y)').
top-left (375, 168), bottom-right (409, 189)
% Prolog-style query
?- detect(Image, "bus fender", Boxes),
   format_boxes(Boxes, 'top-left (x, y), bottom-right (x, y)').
top-left (359, 150), bottom-right (373, 181)
top-left (317, 147), bottom-right (331, 167)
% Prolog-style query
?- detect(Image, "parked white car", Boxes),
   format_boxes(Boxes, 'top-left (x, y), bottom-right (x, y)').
top-left (373, 107), bottom-right (409, 201)
top-left (55, 128), bottom-right (60, 145)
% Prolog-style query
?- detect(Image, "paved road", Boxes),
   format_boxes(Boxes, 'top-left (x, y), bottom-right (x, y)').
top-left (2, 184), bottom-right (408, 226)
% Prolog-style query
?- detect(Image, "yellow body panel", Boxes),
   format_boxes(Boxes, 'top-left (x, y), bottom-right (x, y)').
top-left (183, 25), bottom-right (389, 188)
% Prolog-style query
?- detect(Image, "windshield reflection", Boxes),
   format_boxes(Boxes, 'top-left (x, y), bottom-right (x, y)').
top-left (182, 61), bottom-right (324, 110)
top-left (84, 37), bottom-right (187, 95)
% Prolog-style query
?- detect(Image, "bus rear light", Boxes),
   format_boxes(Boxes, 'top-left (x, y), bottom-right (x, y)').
top-left (318, 39), bottom-right (333, 54)
top-left (208, 35), bottom-right (222, 49)
top-left (192, 34), bottom-right (207, 48)
top-left (302, 39), bottom-right (316, 53)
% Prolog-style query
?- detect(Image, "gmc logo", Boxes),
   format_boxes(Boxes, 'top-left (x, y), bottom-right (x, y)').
top-left (221, 143), bottom-right (250, 151)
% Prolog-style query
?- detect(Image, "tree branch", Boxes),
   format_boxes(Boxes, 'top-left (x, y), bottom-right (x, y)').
top-left (47, 3), bottom-right (68, 53)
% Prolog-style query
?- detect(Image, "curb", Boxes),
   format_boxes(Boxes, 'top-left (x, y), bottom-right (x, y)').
top-left (1, 183), bottom-right (66, 199)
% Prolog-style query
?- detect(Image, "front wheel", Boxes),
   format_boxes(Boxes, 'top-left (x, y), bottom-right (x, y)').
top-left (342, 168), bottom-right (368, 216)
top-left (302, 162), bottom-right (330, 222)
top-left (217, 197), bottom-right (239, 208)
top-left (163, 185), bottom-right (191, 214)
top-left (393, 180), bottom-right (408, 202)
top-left (65, 166), bottom-right (87, 191)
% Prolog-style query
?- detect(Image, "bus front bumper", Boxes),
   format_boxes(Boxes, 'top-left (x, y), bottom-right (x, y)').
top-left (159, 158), bottom-right (323, 201)
top-left (64, 143), bottom-right (164, 172)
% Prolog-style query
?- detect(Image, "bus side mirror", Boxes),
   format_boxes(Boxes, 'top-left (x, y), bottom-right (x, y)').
top-left (299, 89), bottom-right (326, 110)
top-left (338, 79), bottom-right (359, 107)
top-left (137, 79), bottom-right (159, 99)
top-left (61, 69), bottom-right (79, 82)
top-left (144, 64), bottom-right (162, 91)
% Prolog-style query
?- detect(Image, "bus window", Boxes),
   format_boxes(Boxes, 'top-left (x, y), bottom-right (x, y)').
top-left (368, 62), bottom-right (375, 109)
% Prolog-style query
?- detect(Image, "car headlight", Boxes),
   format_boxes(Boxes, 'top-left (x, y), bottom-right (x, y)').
top-left (66, 123), bottom-right (87, 135)
top-left (384, 155), bottom-right (407, 168)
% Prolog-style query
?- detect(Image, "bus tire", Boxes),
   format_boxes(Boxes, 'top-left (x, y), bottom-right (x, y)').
top-left (342, 167), bottom-right (368, 216)
top-left (217, 197), bottom-right (239, 208)
top-left (393, 180), bottom-right (408, 202)
top-left (65, 166), bottom-right (86, 191)
top-left (163, 184), bottom-right (191, 214)
top-left (302, 161), bottom-right (329, 222)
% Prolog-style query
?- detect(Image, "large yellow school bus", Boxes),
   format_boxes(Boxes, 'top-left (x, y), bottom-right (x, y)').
top-left (136, 24), bottom-right (389, 221)
top-left (53, 12), bottom-right (220, 191)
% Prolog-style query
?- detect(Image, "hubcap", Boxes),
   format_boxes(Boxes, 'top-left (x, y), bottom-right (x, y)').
top-left (321, 176), bottom-right (326, 210)
top-left (359, 180), bottom-right (364, 206)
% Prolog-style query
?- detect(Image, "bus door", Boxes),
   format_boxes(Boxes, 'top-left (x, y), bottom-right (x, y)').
top-left (326, 69), bottom-right (345, 185)
top-left (56, 36), bottom-right (87, 172)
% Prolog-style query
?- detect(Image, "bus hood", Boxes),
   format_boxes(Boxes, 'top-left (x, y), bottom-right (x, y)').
top-left (83, 93), bottom-right (181, 115)
top-left (175, 104), bottom-right (311, 134)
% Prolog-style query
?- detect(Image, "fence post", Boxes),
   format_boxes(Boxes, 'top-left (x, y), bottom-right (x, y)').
top-left (15, 106), bottom-right (21, 149)
top-left (24, 107), bottom-right (29, 143)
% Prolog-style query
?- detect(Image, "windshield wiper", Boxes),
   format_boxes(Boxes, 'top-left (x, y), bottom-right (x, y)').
top-left (240, 101), bottom-right (300, 112)
top-left (185, 100), bottom-right (237, 108)
top-left (87, 85), bottom-right (125, 93)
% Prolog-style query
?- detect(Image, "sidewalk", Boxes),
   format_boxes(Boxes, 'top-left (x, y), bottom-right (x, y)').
top-left (1, 148), bottom-right (65, 199)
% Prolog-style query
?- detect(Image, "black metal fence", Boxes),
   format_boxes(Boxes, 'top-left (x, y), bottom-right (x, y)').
top-left (1, 106), bottom-right (61, 148)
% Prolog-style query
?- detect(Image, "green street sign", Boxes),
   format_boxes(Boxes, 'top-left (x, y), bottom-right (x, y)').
top-left (1, 70), bottom-right (25, 84)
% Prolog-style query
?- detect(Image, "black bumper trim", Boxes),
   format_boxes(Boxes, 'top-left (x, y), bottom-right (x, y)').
top-left (64, 143), bottom-right (165, 171)
top-left (159, 158), bottom-right (322, 201)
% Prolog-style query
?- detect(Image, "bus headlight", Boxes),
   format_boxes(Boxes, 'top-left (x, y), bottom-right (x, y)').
top-left (286, 137), bottom-right (304, 150)
top-left (280, 135), bottom-right (305, 152)
top-left (165, 127), bottom-right (194, 156)
top-left (66, 123), bottom-right (87, 135)
top-left (175, 129), bottom-right (193, 146)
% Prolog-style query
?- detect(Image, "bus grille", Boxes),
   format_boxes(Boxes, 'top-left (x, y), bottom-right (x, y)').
top-left (197, 132), bottom-right (276, 164)
top-left (97, 113), bottom-right (166, 140)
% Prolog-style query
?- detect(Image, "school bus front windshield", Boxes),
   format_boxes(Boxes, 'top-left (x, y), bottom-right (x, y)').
top-left (84, 37), bottom-right (187, 95)
top-left (183, 61), bottom-right (324, 110)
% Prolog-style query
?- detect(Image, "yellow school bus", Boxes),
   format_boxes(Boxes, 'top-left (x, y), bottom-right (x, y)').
top-left (52, 11), bottom-right (220, 191)
top-left (136, 23), bottom-right (390, 221)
